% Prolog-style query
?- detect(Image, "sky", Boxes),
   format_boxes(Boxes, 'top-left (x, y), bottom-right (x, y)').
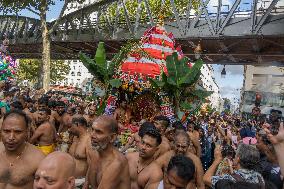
top-left (15, 1), bottom-right (64, 22)
top-left (212, 65), bottom-right (244, 106)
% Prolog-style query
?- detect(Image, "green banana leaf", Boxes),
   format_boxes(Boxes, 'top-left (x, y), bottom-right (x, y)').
top-left (109, 79), bottom-right (122, 88)
top-left (96, 101), bottom-right (106, 115)
top-left (149, 78), bottom-right (165, 88)
top-left (79, 52), bottom-right (105, 82)
top-left (166, 52), bottom-right (179, 85)
top-left (177, 56), bottom-right (191, 80)
top-left (179, 59), bottom-right (204, 85)
top-left (180, 101), bottom-right (192, 110)
top-left (95, 42), bottom-right (107, 70)
top-left (191, 90), bottom-right (213, 99)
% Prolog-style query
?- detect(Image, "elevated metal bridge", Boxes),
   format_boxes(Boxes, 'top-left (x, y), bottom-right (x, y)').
top-left (1, 0), bottom-right (284, 65)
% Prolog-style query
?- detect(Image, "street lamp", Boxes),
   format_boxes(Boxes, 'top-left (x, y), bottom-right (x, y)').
top-left (221, 65), bottom-right (226, 78)
top-left (194, 43), bottom-right (202, 59)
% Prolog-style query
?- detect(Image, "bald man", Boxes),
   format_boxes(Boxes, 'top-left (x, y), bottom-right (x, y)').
top-left (84, 115), bottom-right (131, 189)
top-left (33, 151), bottom-right (76, 189)
top-left (155, 131), bottom-right (205, 189)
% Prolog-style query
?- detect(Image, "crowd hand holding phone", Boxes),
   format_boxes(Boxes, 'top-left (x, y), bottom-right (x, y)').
top-left (265, 122), bottom-right (284, 145)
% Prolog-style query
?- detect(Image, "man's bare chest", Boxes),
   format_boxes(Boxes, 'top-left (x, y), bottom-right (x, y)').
top-left (137, 165), bottom-right (152, 189)
top-left (73, 142), bottom-right (87, 159)
top-left (0, 164), bottom-right (34, 186)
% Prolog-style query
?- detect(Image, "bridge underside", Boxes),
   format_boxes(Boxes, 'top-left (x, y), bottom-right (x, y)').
top-left (9, 35), bottom-right (284, 65)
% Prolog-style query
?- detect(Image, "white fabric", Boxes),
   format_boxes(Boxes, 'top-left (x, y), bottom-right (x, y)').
top-left (157, 180), bottom-right (164, 189)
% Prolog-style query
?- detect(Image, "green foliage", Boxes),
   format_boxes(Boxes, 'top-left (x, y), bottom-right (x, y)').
top-left (79, 42), bottom-right (122, 89)
top-left (150, 52), bottom-right (212, 116)
top-left (0, 0), bottom-right (62, 14)
top-left (99, 0), bottom-right (200, 29)
top-left (50, 60), bottom-right (71, 84)
top-left (16, 59), bottom-right (70, 84)
top-left (79, 42), bottom-right (129, 115)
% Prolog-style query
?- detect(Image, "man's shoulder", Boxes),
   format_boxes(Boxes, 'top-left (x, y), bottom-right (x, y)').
top-left (114, 149), bottom-right (129, 164)
top-left (0, 142), bottom-right (5, 151)
top-left (185, 151), bottom-right (200, 162)
top-left (126, 151), bottom-right (139, 159)
top-left (27, 143), bottom-right (45, 159)
top-left (148, 162), bottom-right (163, 179)
top-left (38, 122), bottom-right (50, 129)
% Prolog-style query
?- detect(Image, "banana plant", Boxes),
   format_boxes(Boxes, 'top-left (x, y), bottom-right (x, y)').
top-left (149, 52), bottom-right (213, 117)
top-left (79, 42), bottom-right (122, 114)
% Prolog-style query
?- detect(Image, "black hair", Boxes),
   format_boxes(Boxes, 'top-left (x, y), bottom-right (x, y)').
top-left (153, 116), bottom-right (170, 128)
top-left (167, 155), bottom-right (195, 183)
top-left (72, 116), bottom-right (88, 127)
top-left (143, 128), bottom-right (162, 146)
top-left (26, 98), bottom-right (33, 103)
top-left (173, 121), bottom-right (186, 131)
top-left (193, 124), bottom-right (201, 131)
top-left (222, 144), bottom-right (236, 158)
top-left (10, 101), bottom-right (23, 110)
top-left (48, 101), bottom-right (56, 108)
top-left (56, 101), bottom-right (65, 107)
top-left (138, 122), bottom-right (156, 137)
top-left (38, 97), bottom-right (48, 106)
top-left (172, 121), bottom-right (183, 128)
top-left (3, 110), bottom-right (30, 128)
top-left (38, 108), bottom-right (51, 116)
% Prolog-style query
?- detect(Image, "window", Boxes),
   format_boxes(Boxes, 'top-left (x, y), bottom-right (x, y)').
top-left (77, 72), bottom-right (81, 76)
top-left (71, 72), bottom-right (75, 76)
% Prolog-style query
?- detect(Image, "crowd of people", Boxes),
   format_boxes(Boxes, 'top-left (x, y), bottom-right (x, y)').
top-left (0, 81), bottom-right (284, 189)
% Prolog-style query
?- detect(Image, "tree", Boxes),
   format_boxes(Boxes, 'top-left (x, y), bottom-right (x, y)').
top-left (0, 0), bottom-right (80, 91)
top-left (16, 59), bottom-right (70, 85)
top-left (99, 0), bottom-right (200, 28)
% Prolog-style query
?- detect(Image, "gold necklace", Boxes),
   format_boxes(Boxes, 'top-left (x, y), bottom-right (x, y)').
top-left (137, 158), bottom-right (155, 174)
top-left (3, 143), bottom-right (27, 167)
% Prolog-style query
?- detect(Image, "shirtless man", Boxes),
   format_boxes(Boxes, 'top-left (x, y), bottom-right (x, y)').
top-left (30, 108), bottom-right (57, 155)
top-left (23, 98), bottom-right (35, 121)
top-left (58, 106), bottom-right (74, 133)
top-left (121, 121), bottom-right (155, 153)
top-left (153, 116), bottom-right (171, 159)
top-left (58, 106), bottom-right (74, 152)
top-left (50, 101), bottom-right (66, 131)
top-left (83, 103), bottom-right (97, 127)
top-left (0, 110), bottom-right (45, 189)
top-left (158, 155), bottom-right (196, 189)
top-left (69, 117), bottom-right (90, 181)
top-left (84, 115), bottom-right (130, 189)
top-left (127, 128), bottom-right (163, 189)
top-left (34, 151), bottom-right (76, 189)
top-left (155, 131), bottom-right (205, 189)
top-left (114, 100), bottom-right (132, 129)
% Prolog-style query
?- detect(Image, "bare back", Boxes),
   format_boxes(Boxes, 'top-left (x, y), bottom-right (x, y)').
top-left (31, 122), bottom-right (56, 146)
top-left (87, 147), bottom-right (131, 189)
top-left (0, 143), bottom-right (45, 189)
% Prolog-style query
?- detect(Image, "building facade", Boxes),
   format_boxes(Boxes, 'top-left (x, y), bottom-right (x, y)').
top-left (241, 65), bottom-right (284, 115)
top-left (57, 60), bottom-right (93, 89)
top-left (198, 64), bottom-right (223, 111)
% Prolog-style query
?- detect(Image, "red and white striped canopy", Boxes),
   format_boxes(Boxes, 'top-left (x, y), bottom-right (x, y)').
top-left (120, 25), bottom-right (185, 79)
